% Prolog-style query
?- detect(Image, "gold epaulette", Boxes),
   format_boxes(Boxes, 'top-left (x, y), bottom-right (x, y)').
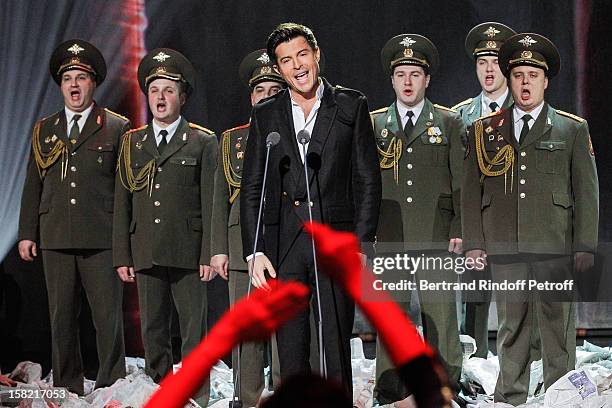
top-left (451, 98), bottom-right (472, 111)
top-left (221, 129), bottom-right (242, 204)
top-left (32, 116), bottom-right (68, 180)
top-left (475, 110), bottom-right (501, 122)
top-left (556, 109), bottom-right (584, 123)
top-left (117, 126), bottom-right (156, 194)
top-left (370, 107), bottom-right (389, 115)
top-left (189, 122), bottom-right (215, 134)
top-left (434, 104), bottom-right (457, 113)
top-left (104, 108), bottom-right (129, 122)
top-left (223, 123), bottom-right (249, 134)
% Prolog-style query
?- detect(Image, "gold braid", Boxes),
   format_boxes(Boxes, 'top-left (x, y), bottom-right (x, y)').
top-left (474, 119), bottom-right (515, 194)
top-left (222, 131), bottom-right (241, 204)
top-left (32, 121), bottom-right (69, 180)
top-left (377, 137), bottom-right (402, 184)
top-left (117, 133), bottom-right (157, 196)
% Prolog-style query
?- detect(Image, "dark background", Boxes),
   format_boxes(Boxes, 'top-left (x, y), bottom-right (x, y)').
top-left (1, 0), bottom-right (610, 376)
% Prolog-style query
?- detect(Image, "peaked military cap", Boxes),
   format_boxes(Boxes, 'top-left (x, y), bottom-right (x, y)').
top-left (238, 49), bottom-right (285, 88)
top-left (499, 33), bottom-right (560, 78)
top-left (137, 48), bottom-right (196, 94)
top-left (465, 22), bottom-right (516, 58)
top-left (381, 34), bottom-right (439, 75)
top-left (49, 39), bottom-right (107, 85)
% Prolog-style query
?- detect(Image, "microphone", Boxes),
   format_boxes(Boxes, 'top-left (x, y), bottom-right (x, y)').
top-left (297, 128), bottom-right (327, 378)
top-left (266, 131), bottom-right (281, 147)
top-left (233, 130), bottom-right (280, 408)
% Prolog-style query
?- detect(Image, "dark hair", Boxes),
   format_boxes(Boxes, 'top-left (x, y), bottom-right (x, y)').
top-left (267, 22), bottom-right (318, 62)
top-left (260, 373), bottom-right (352, 408)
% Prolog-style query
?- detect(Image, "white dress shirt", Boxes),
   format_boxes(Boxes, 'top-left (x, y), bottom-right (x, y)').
top-left (482, 87), bottom-right (509, 115)
top-left (396, 98), bottom-right (425, 129)
top-left (153, 116), bottom-right (182, 146)
top-left (290, 79), bottom-right (325, 162)
top-left (513, 102), bottom-right (544, 142)
top-left (65, 103), bottom-right (94, 135)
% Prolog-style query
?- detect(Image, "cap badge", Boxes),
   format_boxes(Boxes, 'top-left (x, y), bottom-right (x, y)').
top-left (400, 37), bottom-right (416, 48)
top-left (484, 26), bottom-right (500, 38)
top-left (67, 44), bottom-right (85, 55)
top-left (153, 51), bottom-right (171, 62)
top-left (403, 48), bottom-right (414, 58)
top-left (521, 50), bottom-right (533, 59)
top-left (519, 35), bottom-right (537, 47)
top-left (261, 66), bottom-right (272, 75)
top-left (257, 52), bottom-right (270, 64)
top-left (486, 41), bottom-right (497, 49)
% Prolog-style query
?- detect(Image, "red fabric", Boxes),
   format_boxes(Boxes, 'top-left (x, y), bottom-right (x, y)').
top-left (144, 280), bottom-right (309, 408)
top-left (304, 222), bottom-right (433, 365)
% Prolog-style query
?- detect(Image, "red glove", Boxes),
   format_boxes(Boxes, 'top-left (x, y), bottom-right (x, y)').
top-left (144, 280), bottom-right (309, 408)
top-left (304, 222), bottom-right (432, 365)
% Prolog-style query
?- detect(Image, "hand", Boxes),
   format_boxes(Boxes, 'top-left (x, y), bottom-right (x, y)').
top-left (249, 254), bottom-right (276, 290)
top-left (200, 265), bottom-right (216, 281)
top-left (18, 240), bottom-right (37, 261)
top-left (210, 254), bottom-right (229, 280)
top-left (116, 266), bottom-right (135, 282)
top-left (448, 238), bottom-right (462, 254)
top-left (574, 251), bottom-right (595, 274)
top-left (465, 249), bottom-right (487, 271)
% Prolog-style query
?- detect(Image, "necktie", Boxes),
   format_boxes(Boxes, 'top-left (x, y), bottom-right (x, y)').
top-left (158, 129), bottom-right (169, 154)
top-left (519, 115), bottom-right (532, 145)
top-left (69, 114), bottom-right (81, 143)
top-left (403, 111), bottom-right (414, 135)
top-left (489, 102), bottom-right (499, 113)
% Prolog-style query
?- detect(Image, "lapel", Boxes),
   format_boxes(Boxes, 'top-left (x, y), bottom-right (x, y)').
top-left (52, 111), bottom-right (70, 148)
top-left (495, 108), bottom-right (517, 151)
top-left (157, 117), bottom-right (190, 166)
top-left (141, 125), bottom-right (158, 159)
top-left (385, 101), bottom-right (403, 140)
top-left (306, 78), bottom-right (337, 159)
top-left (407, 99), bottom-right (434, 146)
top-left (467, 93), bottom-right (483, 124)
top-left (72, 104), bottom-right (103, 151)
top-left (501, 91), bottom-right (514, 110)
top-left (521, 103), bottom-right (552, 148)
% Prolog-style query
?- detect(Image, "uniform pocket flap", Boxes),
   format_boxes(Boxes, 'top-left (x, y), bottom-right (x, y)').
top-left (481, 193), bottom-right (492, 209)
top-left (170, 157), bottom-right (197, 166)
top-left (189, 217), bottom-right (203, 231)
top-left (552, 192), bottom-right (572, 208)
top-left (437, 195), bottom-right (453, 210)
top-left (536, 141), bottom-right (566, 151)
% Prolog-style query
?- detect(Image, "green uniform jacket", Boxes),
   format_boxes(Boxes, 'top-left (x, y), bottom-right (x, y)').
top-left (211, 123), bottom-right (249, 271)
top-left (113, 118), bottom-right (218, 271)
top-left (452, 91), bottom-right (514, 127)
top-left (370, 99), bottom-right (465, 251)
top-left (18, 105), bottom-right (130, 249)
top-left (462, 103), bottom-right (599, 255)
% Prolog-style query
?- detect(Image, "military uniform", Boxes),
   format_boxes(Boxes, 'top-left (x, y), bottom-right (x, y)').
top-left (452, 22), bottom-right (516, 360)
top-left (18, 40), bottom-right (128, 394)
top-left (462, 34), bottom-right (598, 405)
top-left (372, 34), bottom-right (465, 403)
top-left (113, 48), bottom-right (216, 406)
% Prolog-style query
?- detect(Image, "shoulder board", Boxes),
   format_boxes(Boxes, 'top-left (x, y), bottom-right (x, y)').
top-left (370, 107), bottom-right (389, 115)
top-left (451, 98), bottom-right (472, 110)
top-left (37, 113), bottom-right (56, 126)
top-left (433, 104), bottom-right (457, 113)
top-left (223, 123), bottom-right (250, 134)
top-left (104, 108), bottom-right (129, 122)
top-left (475, 110), bottom-right (501, 122)
top-left (189, 122), bottom-right (215, 134)
top-left (556, 109), bottom-right (584, 123)
top-left (126, 125), bottom-right (147, 134)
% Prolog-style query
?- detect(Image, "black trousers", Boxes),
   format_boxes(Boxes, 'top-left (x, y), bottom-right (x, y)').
top-left (42, 249), bottom-right (125, 394)
top-left (274, 232), bottom-right (355, 395)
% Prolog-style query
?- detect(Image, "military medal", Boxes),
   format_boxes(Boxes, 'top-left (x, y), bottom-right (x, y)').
top-left (381, 129), bottom-right (388, 138)
top-left (136, 141), bottom-right (143, 150)
top-left (436, 136), bottom-right (442, 144)
top-left (70, 139), bottom-right (77, 144)
top-left (485, 126), bottom-right (493, 134)
top-left (497, 135), bottom-right (504, 141)
top-left (237, 152), bottom-right (244, 159)
top-left (45, 136), bottom-right (51, 143)
top-left (426, 121), bottom-right (433, 127)
top-left (429, 136), bottom-right (437, 143)
top-left (489, 134), bottom-right (495, 141)
top-left (236, 142), bottom-right (241, 149)
top-left (97, 156), bottom-right (103, 164)
top-left (51, 135), bottom-right (57, 142)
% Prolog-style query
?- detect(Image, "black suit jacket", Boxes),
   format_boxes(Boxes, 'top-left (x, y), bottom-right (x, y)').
top-left (240, 78), bottom-right (381, 266)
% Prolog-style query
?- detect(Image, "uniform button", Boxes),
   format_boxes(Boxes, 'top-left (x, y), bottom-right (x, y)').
top-left (520, 164), bottom-right (527, 170)
top-left (70, 182), bottom-right (76, 188)
top-left (294, 201), bottom-right (300, 207)
top-left (308, 201), bottom-right (313, 207)
top-left (406, 197), bottom-right (413, 203)
top-left (520, 192), bottom-right (526, 199)
top-left (154, 183), bottom-right (160, 189)
top-left (237, 166), bottom-right (240, 170)
top-left (70, 166), bottom-right (76, 172)
top-left (157, 167), bottom-right (163, 172)
top-left (407, 163), bottom-right (413, 169)
top-left (549, 144), bottom-right (554, 149)
top-left (521, 151), bottom-right (526, 157)
top-left (407, 147), bottom-right (413, 153)
top-left (71, 152), bottom-right (77, 156)
top-left (282, 191), bottom-right (288, 196)
top-left (154, 218), bottom-right (161, 224)
top-left (70, 198), bottom-right (76, 205)
top-left (154, 201), bottom-right (160, 207)
top-left (520, 179), bottom-right (526, 185)
top-left (181, 160), bottom-right (186, 164)
top-left (98, 146), bottom-right (103, 150)
top-left (407, 180), bottom-right (413, 186)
